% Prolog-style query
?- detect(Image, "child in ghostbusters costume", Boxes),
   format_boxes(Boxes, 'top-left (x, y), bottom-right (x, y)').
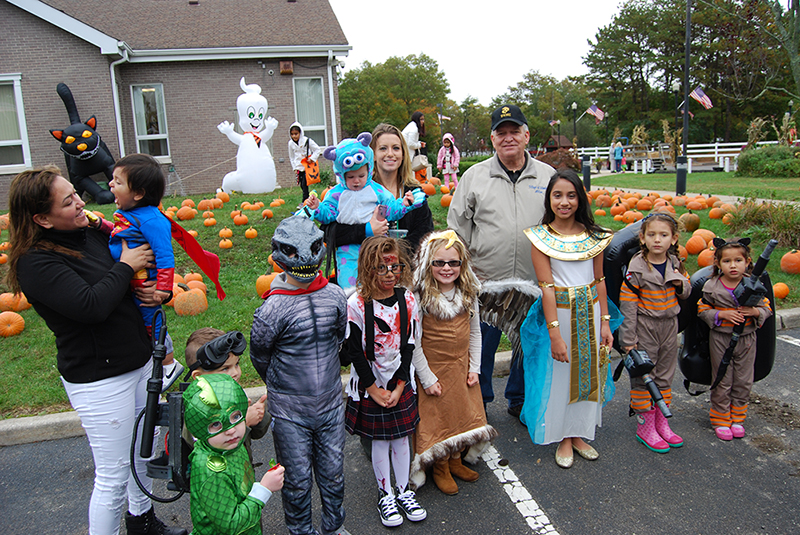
top-left (183, 373), bottom-right (284, 535)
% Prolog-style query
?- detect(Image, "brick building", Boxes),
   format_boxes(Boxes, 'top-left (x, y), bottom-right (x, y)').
top-left (0, 0), bottom-right (350, 208)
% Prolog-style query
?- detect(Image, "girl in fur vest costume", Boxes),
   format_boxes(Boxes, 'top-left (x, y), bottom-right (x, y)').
top-left (410, 229), bottom-right (498, 495)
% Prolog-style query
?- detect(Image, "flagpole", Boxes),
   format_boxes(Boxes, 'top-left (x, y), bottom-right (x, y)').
top-left (676, 0), bottom-right (692, 196)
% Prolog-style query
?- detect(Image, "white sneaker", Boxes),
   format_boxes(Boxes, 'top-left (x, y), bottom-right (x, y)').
top-left (395, 487), bottom-right (426, 522)
top-left (161, 361), bottom-right (184, 393)
top-left (377, 490), bottom-right (403, 527)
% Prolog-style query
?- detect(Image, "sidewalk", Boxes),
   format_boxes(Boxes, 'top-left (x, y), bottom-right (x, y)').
top-left (2, 307), bottom-right (799, 447)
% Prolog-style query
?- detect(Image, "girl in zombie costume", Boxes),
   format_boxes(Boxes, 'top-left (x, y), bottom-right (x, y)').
top-left (618, 213), bottom-right (691, 453)
top-left (343, 237), bottom-right (427, 528)
top-left (305, 133), bottom-right (423, 291)
top-left (520, 169), bottom-right (620, 469)
top-left (698, 238), bottom-right (772, 441)
top-left (409, 229), bottom-right (497, 495)
top-left (183, 374), bottom-right (285, 535)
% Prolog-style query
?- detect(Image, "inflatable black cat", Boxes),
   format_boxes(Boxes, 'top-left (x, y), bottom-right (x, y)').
top-left (49, 83), bottom-right (115, 204)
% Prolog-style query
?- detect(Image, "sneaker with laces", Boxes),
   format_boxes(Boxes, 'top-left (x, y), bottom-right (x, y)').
top-left (377, 490), bottom-right (403, 527)
top-left (161, 360), bottom-right (184, 393)
top-left (395, 487), bottom-right (427, 522)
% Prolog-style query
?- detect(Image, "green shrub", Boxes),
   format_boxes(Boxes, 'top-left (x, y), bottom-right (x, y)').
top-left (459, 155), bottom-right (492, 175)
top-left (726, 198), bottom-right (800, 248)
top-left (736, 145), bottom-right (800, 178)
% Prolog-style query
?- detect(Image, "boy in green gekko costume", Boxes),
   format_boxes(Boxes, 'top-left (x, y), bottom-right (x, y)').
top-left (183, 373), bottom-right (285, 535)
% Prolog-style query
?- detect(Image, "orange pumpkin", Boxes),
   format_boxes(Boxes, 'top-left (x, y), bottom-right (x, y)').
top-left (678, 245), bottom-right (688, 261)
top-left (692, 229), bottom-right (716, 243)
top-left (268, 253), bottom-right (284, 273)
top-left (708, 207), bottom-right (724, 219)
top-left (0, 242), bottom-right (10, 251)
top-left (188, 230), bottom-right (199, 238)
top-left (440, 194), bottom-right (453, 207)
top-left (780, 250), bottom-right (800, 274)
top-left (256, 273), bottom-right (278, 297)
top-left (672, 196), bottom-right (686, 207)
top-left (203, 218), bottom-right (217, 227)
top-left (186, 280), bottom-right (208, 294)
top-left (202, 210), bottom-right (215, 218)
top-left (216, 191), bottom-right (230, 203)
top-left (610, 203), bottom-right (626, 216)
top-left (234, 214), bottom-right (249, 226)
top-left (219, 238), bottom-right (233, 249)
top-left (679, 212), bottom-right (700, 232)
top-left (185, 272), bottom-right (203, 283)
top-left (440, 186), bottom-right (450, 195)
top-left (706, 196), bottom-right (720, 207)
top-left (621, 211), bottom-right (637, 224)
top-left (197, 199), bottom-right (213, 211)
top-left (0, 213), bottom-right (9, 230)
top-left (262, 209), bottom-right (274, 219)
top-left (245, 227), bottom-right (258, 239)
top-left (722, 213), bottom-right (734, 225)
top-left (421, 183), bottom-right (436, 196)
top-left (685, 235), bottom-right (707, 255)
top-left (0, 311), bottom-right (24, 337)
top-left (240, 201), bottom-right (252, 210)
top-left (773, 282), bottom-right (790, 299)
top-left (697, 247), bottom-right (716, 268)
top-left (174, 288), bottom-right (208, 316)
top-left (165, 283), bottom-right (185, 307)
top-left (636, 198), bottom-right (653, 211)
top-left (270, 200), bottom-right (281, 208)
top-left (212, 198), bottom-right (224, 209)
top-left (0, 292), bottom-right (31, 312)
top-left (0, 253), bottom-right (7, 265)
top-left (173, 273), bottom-right (186, 285)
top-left (181, 199), bottom-right (196, 208)
top-left (594, 209), bottom-right (607, 216)
top-left (176, 206), bottom-right (196, 220)
top-left (686, 201), bottom-right (704, 211)
top-left (219, 227), bottom-right (233, 239)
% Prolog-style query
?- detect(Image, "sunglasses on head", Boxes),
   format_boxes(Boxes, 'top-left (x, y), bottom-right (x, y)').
top-left (431, 260), bottom-right (462, 268)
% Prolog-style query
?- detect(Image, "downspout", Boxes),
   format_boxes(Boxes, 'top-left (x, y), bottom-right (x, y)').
top-left (327, 50), bottom-right (339, 145)
top-left (109, 46), bottom-right (130, 157)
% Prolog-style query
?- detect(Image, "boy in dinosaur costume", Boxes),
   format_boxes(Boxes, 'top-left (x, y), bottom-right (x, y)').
top-left (183, 374), bottom-right (284, 535)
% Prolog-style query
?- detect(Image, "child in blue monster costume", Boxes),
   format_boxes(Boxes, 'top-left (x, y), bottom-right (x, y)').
top-left (305, 133), bottom-right (426, 291)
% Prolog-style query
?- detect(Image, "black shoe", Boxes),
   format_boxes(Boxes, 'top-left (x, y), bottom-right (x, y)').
top-left (507, 404), bottom-right (526, 426)
top-left (125, 507), bottom-right (188, 535)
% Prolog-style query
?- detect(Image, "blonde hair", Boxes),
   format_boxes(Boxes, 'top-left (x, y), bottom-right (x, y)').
top-left (356, 237), bottom-right (412, 302)
top-left (413, 230), bottom-right (481, 314)
top-left (370, 123), bottom-right (419, 195)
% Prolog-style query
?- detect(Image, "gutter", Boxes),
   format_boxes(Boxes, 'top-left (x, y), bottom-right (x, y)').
top-left (327, 50), bottom-right (339, 145)
top-left (109, 45), bottom-right (130, 158)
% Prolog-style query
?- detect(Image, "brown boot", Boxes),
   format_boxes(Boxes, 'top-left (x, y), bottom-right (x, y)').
top-left (448, 455), bottom-right (479, 482)
top-left (432, 459), bottom-right (458, 495)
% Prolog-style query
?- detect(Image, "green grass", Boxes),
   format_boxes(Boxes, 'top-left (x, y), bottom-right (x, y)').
top-left (591, 172), bottom-right (800, 201)
top-left (1, 181), bottom-right (797, 416)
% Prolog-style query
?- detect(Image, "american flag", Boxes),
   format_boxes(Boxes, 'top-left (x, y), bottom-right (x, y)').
top-left (549, 120), bottom-right (561, 126)
top-left (587, 105), bottom-right (605, 124)
top-left (689, 86), bottom-right (713, 110)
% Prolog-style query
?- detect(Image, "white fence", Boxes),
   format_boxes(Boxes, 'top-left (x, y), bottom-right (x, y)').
top-left (575, 140), bottom-right (779, 173)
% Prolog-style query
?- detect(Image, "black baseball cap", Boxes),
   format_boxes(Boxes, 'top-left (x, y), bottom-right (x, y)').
top-left (491, 104), bottom-right (528, 131)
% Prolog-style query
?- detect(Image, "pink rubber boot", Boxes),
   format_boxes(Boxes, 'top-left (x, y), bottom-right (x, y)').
top-left (654, 408), bottom-right (684, 448)
top-left (636, 409), bottom-right (670, 453)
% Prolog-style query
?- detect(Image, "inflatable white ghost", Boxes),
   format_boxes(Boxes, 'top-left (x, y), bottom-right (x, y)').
top-left (217, 77), bottom-right (278, 193)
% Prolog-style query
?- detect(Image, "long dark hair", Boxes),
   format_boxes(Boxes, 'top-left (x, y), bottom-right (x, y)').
top-left (541, 169), bottom-right (606, 237)
top-left (411, 111), bottom-right (425, 136)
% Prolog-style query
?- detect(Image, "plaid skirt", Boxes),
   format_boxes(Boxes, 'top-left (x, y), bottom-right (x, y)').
top-left (345, 381), bottom-right (419, 440)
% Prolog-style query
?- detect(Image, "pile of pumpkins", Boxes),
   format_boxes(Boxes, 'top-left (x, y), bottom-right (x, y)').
top-left (166, 271), bottom-right (211, 316)
top-left (0, 292), bottom-right (30, 338)
top-left (419, 177), bottom-right (453, 208)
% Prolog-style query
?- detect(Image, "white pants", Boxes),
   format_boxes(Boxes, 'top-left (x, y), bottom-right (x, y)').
top-left (62, 360), bottom-right (155, 535)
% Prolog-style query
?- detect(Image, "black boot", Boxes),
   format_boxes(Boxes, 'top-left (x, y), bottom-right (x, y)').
top-left (125, 507), bottom-right (188, 535)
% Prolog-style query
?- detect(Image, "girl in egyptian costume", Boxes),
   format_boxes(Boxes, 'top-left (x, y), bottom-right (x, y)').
top-left (520, 170), bottom-right (622, 468)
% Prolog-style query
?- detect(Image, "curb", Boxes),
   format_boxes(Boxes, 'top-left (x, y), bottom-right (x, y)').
top-left (1, 310), bottom-right (798, 447)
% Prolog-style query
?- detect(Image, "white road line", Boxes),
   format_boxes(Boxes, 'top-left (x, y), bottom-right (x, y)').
top-left (481, 445), bottom-right (560, 534)
top-left (777, 334), bottom-right (800, 348)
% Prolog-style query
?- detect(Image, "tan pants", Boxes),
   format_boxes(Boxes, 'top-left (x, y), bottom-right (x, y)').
top-left (630, 315), bottom-right (678, 412)
top-left (708, 329), bottom-right (756, 427)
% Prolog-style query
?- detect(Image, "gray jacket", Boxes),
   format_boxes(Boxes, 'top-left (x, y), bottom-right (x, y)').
top-left (447, 153), bottom-right (554, 282)
top-left (250, 274), bottom-right (348, 423)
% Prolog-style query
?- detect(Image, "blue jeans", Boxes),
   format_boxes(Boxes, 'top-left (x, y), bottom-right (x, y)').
top-left (479, 323), bottom-right (525, 408)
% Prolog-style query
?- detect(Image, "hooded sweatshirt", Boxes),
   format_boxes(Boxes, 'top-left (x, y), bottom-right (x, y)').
top-left (287, 122), bottom-right (322, 172)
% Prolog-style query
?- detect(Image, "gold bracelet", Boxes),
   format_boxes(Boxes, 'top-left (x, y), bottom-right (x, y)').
top-left (600, 314), bottom-right (611, 322)
top-left (538, 281), bottom-right (555, 288)
top-left (595, 276), bottom-right (605, 283)
top-left (547, 320), bottom-right (560, 329)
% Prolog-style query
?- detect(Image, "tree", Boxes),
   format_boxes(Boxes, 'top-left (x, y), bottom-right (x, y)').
top-left (338, 54), bottom-right (450, 139)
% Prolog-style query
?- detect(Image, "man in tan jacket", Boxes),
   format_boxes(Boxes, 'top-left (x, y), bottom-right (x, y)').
top-left (447, 104), bottom-right (554, 419)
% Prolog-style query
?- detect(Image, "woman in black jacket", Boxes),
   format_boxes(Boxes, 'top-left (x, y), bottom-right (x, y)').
top-left (6, 167), bottom-right (185, 535)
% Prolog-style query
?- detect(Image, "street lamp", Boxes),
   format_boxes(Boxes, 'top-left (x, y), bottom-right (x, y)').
top-left (790, 100), bottom-right (794, 117)
top-left (572, 102), bottom-right (578, 140)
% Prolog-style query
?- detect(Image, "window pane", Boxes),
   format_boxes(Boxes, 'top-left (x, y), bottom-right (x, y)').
top-left (0, 144), bottom-right (24, 165)
top-left (0, 84), bottom-right (21, 141)
top-left (139, 138), bottom-right (169, 157)
top-left (295, 78), bottom-right (325, 128)
top-left (305, 129), bottom-right (325, 147)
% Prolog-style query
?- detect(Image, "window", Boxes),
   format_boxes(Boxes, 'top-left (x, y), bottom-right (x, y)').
top-left (293, 77), bottom-right (327, 146)
top-left (131, 84), bottom-right (170, 161)
top-left (0, 74), bottom-right (32, 172)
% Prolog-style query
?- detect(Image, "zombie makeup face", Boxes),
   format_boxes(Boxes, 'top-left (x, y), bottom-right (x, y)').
top-left (375, 252), bottom-right (402, 295)
top-left (270, 215), bottom-right (326, 282)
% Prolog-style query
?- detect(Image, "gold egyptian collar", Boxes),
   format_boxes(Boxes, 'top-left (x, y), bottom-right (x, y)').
top-left (524, 224), bottom-right (613, 261)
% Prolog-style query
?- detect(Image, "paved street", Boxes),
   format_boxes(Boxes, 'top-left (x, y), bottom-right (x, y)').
top-left (1, 329), bottom-right (799, 535)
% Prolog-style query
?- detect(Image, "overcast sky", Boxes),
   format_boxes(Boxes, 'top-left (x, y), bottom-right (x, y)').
top-left (328, 0), bottom-right (624, 106)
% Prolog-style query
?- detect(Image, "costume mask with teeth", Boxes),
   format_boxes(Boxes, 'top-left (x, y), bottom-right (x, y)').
top-left (271, 215), bottom-right (326, 282)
